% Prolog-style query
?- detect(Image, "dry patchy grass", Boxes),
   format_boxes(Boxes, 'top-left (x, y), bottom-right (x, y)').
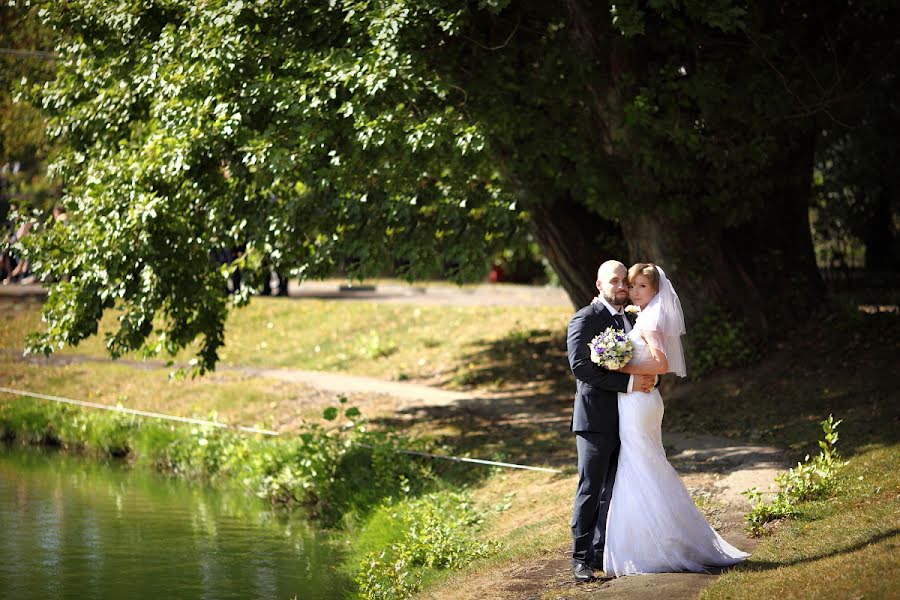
top-left (0, 354), bottom-right (389, 434)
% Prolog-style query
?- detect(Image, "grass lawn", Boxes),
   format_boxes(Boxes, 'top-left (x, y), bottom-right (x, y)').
top-left (701, 443), bottom-right (899, 600)
top-left (2, 291), bottom-right (898, 599)
top-left (1, 296), bottom-right (571, 390)
top-left (0, 351), bottom-right (342, 432)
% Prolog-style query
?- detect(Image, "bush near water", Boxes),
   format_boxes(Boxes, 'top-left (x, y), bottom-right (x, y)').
top-left (0, 395), bottom-right (502, 598)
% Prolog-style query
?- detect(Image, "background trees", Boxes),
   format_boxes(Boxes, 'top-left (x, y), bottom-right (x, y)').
top-left (0, 4), bottom-right (57, 220)
top-left (15, 0), bottom-right (898, 372)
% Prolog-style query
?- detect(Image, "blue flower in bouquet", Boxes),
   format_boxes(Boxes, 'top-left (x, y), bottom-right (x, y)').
top-left (588, 326), bottom-right (633, 370)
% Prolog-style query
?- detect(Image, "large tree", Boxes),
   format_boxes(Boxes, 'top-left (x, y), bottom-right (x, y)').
top-left (20, 0), bottom-right (897, 373)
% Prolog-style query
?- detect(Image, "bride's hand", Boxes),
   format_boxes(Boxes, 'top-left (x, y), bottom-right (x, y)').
top-left (635, 374), bottom-right (655, 392)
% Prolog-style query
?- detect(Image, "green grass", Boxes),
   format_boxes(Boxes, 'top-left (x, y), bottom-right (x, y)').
top-left (701, 443), bottom-right (899, 599)
top-left (0, 353), bottom-right (328, 432)
top-left (1, 296), bottom-right (571, 387)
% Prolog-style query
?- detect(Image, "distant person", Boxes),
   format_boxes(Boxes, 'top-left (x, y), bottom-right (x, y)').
top-left (211, 247), bottom-right (242, 295)
top-left (52, 205), bottom-right (68, 224)
top-left (261, 269), bottom-right (289, 296)
top-left (1, 207), bottom-right (31, 284)
top-left (488, 263), bottom-right (504, 283)
top-left (0, 207), bottom-right (15, 282)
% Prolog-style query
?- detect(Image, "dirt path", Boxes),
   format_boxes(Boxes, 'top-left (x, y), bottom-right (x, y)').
top-left (448, 434), bottom-right (786, 600)
top-left (8, 350), bottom-right (471, 407)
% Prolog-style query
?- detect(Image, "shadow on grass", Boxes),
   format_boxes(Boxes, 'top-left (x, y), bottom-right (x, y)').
top-left (371, 327), bottom-right (579, 469)
top-left (438, 328), bottom-right (571, 395)
top-left (375, 304), bottom-right (899, 472)
top-left (738, 528), bottom-right (900, 571)
top-left (374, 393), bottom-right (576, 470)
top-left (661, 308), bottom-right (900, 459)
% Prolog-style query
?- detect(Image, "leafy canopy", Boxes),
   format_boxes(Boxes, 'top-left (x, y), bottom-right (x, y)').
top-left (25, 0), bottom-right (520, 373)
top-left (22, 0), bottom-right (895, 372)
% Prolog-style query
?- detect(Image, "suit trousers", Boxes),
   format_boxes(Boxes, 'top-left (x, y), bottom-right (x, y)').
top-left (571, 431), bottom-right (620, 566)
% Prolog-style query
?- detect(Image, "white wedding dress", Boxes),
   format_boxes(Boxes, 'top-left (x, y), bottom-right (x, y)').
top-left (603, 325), bottom-right (750, 576)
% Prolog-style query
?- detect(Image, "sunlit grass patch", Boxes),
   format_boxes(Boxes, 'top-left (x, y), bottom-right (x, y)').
top-left (2, 297), bottom-right (572, 389)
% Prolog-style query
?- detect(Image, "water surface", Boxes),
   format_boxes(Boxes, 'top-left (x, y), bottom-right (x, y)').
top-left (0, 445), bottom-right (345, 599)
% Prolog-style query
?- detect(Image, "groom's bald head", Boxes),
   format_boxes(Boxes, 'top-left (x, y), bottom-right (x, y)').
top-left (596, 260), bottom-right (628, 307)
top-left (597, 260), bottom-right (626, 281)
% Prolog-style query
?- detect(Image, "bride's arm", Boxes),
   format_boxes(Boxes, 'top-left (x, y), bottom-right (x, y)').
top-left (617, 331), bottom-right (669, 375)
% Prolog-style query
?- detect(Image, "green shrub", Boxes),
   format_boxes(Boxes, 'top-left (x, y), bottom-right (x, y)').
top-left (0, 396), bottom-right (435, 524)
top-left (356, 492), bottom-right (501, 600)
top-left (357, 331), bottom-right (399, 359)
top-left (743, 415), bottom-right (846, 536)
top-left (690, 304), bottom-right (757, 377)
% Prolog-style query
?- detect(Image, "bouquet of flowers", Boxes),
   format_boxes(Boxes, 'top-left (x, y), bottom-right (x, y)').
top-left (588, 326), bottom-right (633, 370)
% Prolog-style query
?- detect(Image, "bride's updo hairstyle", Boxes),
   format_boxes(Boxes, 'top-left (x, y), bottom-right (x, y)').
top-left (628, 263), bottom-right (659, 291)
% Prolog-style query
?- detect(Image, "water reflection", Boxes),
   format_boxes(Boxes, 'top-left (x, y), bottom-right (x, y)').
top-left (0, 445), bottom-right (346, 599)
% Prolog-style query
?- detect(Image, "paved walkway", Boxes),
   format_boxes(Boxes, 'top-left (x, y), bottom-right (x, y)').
top-left (0, 280), bottom-right (573, 307)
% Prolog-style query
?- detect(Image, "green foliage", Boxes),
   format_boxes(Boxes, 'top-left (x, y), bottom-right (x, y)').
top-left (743, 415), bottom-right (846, 536)
top-left (18, 0), bottom-right (899, 373)
top-left (689, 305), bottom-right (756, 377)
top-left (776, 415), bottom-right (846, 502)
top-left (1, 3), bottom-right (58, 214)
top-left (742, 488), bottom-right (797, 537)
top-left (491, 230), bottom-right (551, 285)
top-left (0, 396), bottom-right (434, 524)
top-left (21, 0), bottom-right (521, 374)
top-left (356, 331), bottom-right (399, 359)
top-left (356, 492), bottom-right (501, 600)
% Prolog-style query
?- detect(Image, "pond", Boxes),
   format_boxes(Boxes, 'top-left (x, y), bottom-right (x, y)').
top-left (0, 444), bottom-right (347, 599)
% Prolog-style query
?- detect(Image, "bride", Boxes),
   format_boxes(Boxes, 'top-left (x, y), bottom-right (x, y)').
top-left (604, 263), bottom-right (750, 576)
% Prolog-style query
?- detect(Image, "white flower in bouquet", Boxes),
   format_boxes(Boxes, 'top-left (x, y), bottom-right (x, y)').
top-left (588, 326), bottom-right (634, 370)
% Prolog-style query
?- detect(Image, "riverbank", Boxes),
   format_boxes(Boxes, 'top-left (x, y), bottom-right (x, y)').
top-left (0, 393), bottom-right (505, 598)
top-left (0, 388), bottom-right (787, 600)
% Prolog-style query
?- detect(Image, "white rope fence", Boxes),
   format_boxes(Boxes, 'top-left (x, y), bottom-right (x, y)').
top-left (0, 387), bottom-right (280, 436)
top-left (0, 387), bottom-right (562, 474)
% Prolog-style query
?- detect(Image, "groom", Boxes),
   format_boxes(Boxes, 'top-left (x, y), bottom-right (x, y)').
top-left (566, 260), bottom-right (655, 581)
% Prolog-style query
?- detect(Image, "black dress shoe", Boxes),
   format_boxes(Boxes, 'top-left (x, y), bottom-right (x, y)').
top-left (573, 563), bottom-right (594, 582)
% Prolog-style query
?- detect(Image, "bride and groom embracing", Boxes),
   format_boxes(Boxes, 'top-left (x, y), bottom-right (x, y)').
top-left (566, 260), bottom-right (749, 582)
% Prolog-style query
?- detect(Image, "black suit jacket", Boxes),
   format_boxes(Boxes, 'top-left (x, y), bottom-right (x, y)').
top-left (566, 302), bottom-right (632, 433)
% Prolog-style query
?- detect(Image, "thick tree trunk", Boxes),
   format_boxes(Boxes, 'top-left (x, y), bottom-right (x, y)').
top-left (862, 185), bottom-right (899, 271)
top-left (619, 135), bottom-right (824, 339)
top-left (529, 194), bottom-right (626, 308)
top-left (623, 214), bottom-right (767, 336)
top-left (535, 135), bottom-right (824, 344)
top-left (728, 136), bottom-right (825, 326)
